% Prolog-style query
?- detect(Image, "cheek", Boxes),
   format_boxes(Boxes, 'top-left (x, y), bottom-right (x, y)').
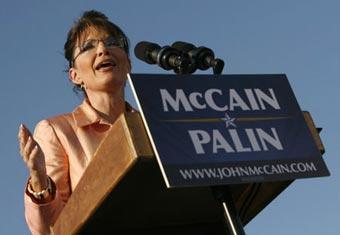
top-left (77, 58), bottom-right (95, 74)
top-left (126, 59), bottom-right (132, 73)
top-left (120, 55), bottom-right (131, 73)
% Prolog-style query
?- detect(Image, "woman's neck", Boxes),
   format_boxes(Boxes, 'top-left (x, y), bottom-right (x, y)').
top-left (86, 89), bottom-right (126, 123)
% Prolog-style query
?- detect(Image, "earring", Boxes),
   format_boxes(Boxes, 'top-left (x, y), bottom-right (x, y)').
top-left (80, 83), bottom-right (87, 90)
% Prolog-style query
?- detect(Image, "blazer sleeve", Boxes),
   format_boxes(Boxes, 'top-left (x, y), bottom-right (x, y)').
top-left (24, 119), bottom-right (71, 235)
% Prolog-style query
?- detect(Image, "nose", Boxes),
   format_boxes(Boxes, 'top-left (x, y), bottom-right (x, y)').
top-left (96, 41), bottom-right (110, 57)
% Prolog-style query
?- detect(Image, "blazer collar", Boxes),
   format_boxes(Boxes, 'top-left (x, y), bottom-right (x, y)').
top-left (72, 99), bottom-right (135, 127)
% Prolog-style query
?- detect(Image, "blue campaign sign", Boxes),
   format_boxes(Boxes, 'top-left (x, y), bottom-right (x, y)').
top-left (128, 73), bottom-right (330, 187)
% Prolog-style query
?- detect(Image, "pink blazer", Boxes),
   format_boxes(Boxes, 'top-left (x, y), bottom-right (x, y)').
top-left (24, 99), bottom-right (133, 235)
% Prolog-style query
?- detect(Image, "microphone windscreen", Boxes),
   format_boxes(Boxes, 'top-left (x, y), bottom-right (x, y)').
top-left (134, 41), bottom-right (160, 64)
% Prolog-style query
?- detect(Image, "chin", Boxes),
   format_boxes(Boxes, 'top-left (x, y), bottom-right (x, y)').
top-left (102, 79), bottom-right (126, 92)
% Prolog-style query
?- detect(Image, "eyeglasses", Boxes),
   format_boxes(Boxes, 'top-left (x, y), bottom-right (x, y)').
top-left (71, 36), bottom-right (123, 67)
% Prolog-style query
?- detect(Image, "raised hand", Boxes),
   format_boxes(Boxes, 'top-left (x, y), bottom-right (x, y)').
top-left (18, 124), bottom-right (48, 192)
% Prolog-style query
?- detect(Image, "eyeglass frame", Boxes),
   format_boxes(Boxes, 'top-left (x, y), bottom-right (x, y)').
top-left (70, 36), bottom-right (125, 67)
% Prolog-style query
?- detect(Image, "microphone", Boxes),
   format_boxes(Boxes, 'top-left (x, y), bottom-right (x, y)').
top-left (172, 41), bottom-right (225, 74)
top-left (134, 41), bottom-right (190, 73)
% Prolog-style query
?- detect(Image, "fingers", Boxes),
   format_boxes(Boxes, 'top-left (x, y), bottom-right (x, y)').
top-left (23, 136), bottom-right (35, 162)
top-left (31, 145), bottom-right (39, 154)
top-left (18, 124), bottom-right (35, 161)
top-left (29, 145), bottom-right (39, 163)
top-left (18, 124), bottom-right (27, 154)
top-left (20, 124), bottom-right (33, 137)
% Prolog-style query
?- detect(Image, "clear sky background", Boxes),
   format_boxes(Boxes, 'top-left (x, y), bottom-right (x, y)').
top-left (1, 1), bottom-right (339, 234)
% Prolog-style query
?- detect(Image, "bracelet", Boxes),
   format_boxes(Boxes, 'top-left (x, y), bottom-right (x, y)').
top-left (27, 176), bottom-right (52, 200)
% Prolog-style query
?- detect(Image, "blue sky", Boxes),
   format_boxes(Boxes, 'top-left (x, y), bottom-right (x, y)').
top-left (1, 1), bottom-right (339, 234)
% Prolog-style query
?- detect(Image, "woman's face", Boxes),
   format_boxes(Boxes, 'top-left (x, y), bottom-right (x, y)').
top-left (69, 27), bottom-right (131, 94)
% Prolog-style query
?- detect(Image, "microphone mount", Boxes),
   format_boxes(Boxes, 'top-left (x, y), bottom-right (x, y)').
top-left (134, 40), bottom-right (225, 75)
top-left (156, 46), bottom-right (191, 74)
top-left (172, 41), bottom-right (225, 75)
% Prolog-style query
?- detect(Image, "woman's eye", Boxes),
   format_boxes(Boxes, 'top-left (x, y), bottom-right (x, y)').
top-left (106, 38), bottom-right (118, 47)
top-left (81, 41), bottom-right (95, 51)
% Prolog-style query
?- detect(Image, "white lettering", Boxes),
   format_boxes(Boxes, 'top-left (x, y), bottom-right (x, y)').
top-left (257, 128), bottom-right (283, 151)
top-left (205, 89), bottom-right (228, 111)
top-left (245, 128), bottom-right (261, 151)
top-left (188, 130), bottom-right (210, 154)
top-left (229, 129), bottom-right (252, 152)
top-left (255, 88), bottom-right (280, 110)
top-left (160, 89), bottom-right (193, 112)
top-left (244, 89), bottom-right (260, 110)
top-left (188, 128), bottom-right (284, 154)
top-left (189, 92), bottom-right (206, 109)
top-left (160, 88), bottom-right (281, 112)
top-left (212, 130), bottom-right (235, 153)
top-left (229, 89), bottom-right (250, 111)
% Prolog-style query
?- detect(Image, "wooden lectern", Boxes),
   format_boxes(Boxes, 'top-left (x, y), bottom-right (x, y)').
top-left (51, 111), bottom-right (324, 235)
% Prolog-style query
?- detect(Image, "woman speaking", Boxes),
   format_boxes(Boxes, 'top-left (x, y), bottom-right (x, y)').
top-left (18, 10), bottom-right (132, 234)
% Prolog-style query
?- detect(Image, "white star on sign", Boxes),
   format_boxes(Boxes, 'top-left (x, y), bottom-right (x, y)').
top-left (221, 113), bottom-right (237, 128)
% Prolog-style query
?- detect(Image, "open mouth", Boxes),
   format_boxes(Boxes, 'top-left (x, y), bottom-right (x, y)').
top-left (95, 60), bottom-right (117, 70)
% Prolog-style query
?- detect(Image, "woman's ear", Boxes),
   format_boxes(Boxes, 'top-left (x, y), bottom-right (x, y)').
top-left (68, 67), bottom-right (82, 85)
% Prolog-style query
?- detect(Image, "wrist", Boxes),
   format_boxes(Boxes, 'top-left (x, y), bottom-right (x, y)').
top-left (29, 168), bottom-right (46, 178)
top-left (27, 176), bottom-right (52, 201)
top-left (29, 171), bottom-right (48, 191)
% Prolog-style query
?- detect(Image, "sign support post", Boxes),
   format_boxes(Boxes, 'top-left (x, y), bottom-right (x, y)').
top-left (212, 186), bottom-right (246, 235)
